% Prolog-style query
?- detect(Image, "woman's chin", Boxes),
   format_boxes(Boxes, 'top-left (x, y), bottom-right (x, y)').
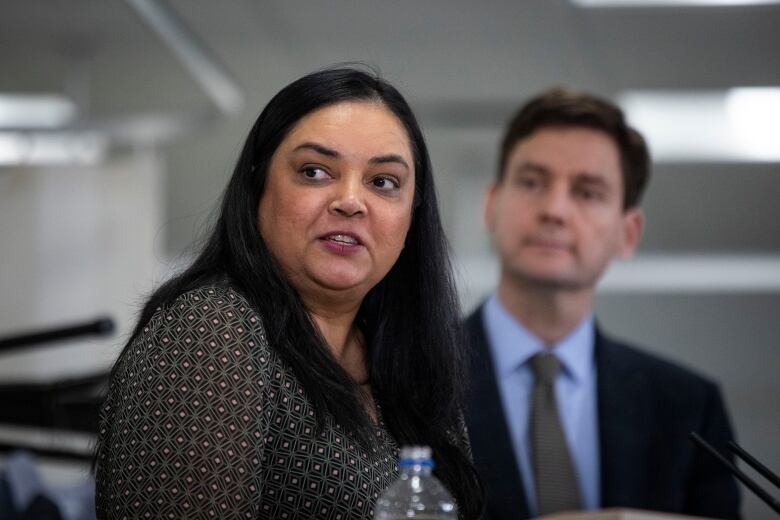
top-left (310, 271), bottom-right (372, 295)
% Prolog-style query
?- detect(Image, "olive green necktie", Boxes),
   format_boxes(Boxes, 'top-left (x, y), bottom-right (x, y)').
top-left (530, 353), bottom-right (583, 516)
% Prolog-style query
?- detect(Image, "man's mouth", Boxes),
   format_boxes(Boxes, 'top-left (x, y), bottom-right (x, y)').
top-left (527, 238), bottom-right (571, 251)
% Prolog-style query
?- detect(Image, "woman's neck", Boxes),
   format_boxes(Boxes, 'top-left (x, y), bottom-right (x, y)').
top-left (305, 297), bottom-right (368, 382)
top-left (308, 300), bottom-right (375, 420)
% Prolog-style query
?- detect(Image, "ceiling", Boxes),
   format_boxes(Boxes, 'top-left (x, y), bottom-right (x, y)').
top-left (2, 0), bottom-right (779, 262)
top-left (4, 1), bottom-right (780, 104)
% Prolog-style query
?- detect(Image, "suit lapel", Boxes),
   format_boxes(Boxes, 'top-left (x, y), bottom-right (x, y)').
top-left (465, 308), bottom-right (530, 520)
top-left (596, 327), bottom-right (652, 509)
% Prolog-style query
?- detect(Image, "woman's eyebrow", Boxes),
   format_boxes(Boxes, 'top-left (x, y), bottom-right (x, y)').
top-left (294, 142), bottom-right (410, 171)
top-left (293, 142), bottom-right (340, 158)
top-left (369, 154), bottom-right (409, 170)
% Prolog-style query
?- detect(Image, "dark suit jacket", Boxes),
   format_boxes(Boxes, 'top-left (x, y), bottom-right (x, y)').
top-left (464, 305), bottom-right (741, 520)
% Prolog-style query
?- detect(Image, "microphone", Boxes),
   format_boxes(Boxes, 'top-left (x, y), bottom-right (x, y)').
top-left (0, 317), bottom-right (115, 354)
top-left (689, 431), bottom-right (780, 515)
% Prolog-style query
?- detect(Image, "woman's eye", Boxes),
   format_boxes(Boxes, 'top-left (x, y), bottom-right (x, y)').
top-left (371, 176), bottom-right (400, 191)
top-left (300, 166), bottom-right (330, 180)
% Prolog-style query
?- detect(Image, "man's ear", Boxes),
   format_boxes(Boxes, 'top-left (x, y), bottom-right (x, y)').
top-left (618, 207), bottom-right (644, 259)
top-left (484, 181), bottom-right (499, 232)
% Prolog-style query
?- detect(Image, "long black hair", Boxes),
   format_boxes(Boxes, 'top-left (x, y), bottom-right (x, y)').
top-left (115, 66), bottom-right (483, 518)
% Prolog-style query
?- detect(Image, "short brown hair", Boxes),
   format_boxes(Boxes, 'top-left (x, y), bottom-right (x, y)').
top-left (498, 87), bottom-right (650, 209)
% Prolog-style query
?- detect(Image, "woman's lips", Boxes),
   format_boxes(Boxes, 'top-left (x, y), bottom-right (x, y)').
top-left (319, 232), bottom-right (364, 255)
top-left (325, 233), bottom-right (360, 245)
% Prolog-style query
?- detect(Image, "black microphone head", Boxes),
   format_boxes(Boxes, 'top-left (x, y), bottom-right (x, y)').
top-left (94, 317), bottom-right (115, 336)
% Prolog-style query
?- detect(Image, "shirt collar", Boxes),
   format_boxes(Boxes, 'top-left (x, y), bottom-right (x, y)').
top-left (483, 294), bottom-right (595, 383)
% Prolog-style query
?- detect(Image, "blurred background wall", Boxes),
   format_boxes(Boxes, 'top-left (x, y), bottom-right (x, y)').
top-left (0, 0), bottom-right (778, 517)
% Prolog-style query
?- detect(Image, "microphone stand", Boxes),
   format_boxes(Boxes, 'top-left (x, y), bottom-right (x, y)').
top-left (690, 431), bottom-right (780, 515)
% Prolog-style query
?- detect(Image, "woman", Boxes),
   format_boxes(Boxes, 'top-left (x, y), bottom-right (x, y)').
top-left (95, 67), bottom-right (483, 519)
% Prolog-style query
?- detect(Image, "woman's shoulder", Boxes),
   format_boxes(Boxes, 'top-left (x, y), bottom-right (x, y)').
top-left (120, 282), bottom-right (273, 373)
top-left (150, 282), bottom-right (266, 339)
top-left (98, 282), bottom-right (272, 517)
top-left (159, 282), bottom-right (261, 320)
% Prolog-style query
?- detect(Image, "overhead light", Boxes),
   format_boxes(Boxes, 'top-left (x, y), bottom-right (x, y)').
top-left (726, 88), bottom-right (780, 161)
top-left (602, 254), bottom-right (780, 292)
top-left (619, 87), bottom-right (780, 162)
top-left (0, 94), bottom-right (77, 129)
top-left (0, 132), bottom-right (107, 167)
top-left (458, 253), bottom-right (780, 294)
top-left (571, 0), bottom-right (780, 6)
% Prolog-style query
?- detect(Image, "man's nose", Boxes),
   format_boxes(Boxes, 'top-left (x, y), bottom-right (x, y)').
top-left (538, 184), bottom-right (571, 223)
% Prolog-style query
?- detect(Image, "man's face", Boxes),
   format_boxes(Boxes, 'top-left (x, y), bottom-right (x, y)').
top-left (486, 126), bottom-right (643, 292)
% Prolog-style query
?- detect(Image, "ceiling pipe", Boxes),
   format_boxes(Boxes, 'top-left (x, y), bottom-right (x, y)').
top-left (122, 0), bottom-right (244, 117)
top-left (0, 0), bottom-right (246, 167)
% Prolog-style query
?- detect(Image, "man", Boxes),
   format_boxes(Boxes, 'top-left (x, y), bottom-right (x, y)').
top-left (465, 88), bottom-right (740, 519)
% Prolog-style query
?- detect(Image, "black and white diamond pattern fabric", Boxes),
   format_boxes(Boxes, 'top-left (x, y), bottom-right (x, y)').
top-left (96, 284), bottom-right (399, 519)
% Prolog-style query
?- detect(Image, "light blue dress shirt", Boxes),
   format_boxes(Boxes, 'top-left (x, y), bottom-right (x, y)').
top-left (482, 294), bottom-right (601, 515)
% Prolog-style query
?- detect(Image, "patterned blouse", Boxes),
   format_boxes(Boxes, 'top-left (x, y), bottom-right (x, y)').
top-left (95, 284), bottom-right (400, 519)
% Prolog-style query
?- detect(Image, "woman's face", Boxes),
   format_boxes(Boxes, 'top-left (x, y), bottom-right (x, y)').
top-left (258, 100), bottom-right (415, 305)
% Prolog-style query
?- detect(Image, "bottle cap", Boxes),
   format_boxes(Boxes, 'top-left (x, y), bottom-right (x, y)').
top-left (399, 445), bottom-right (434, 467)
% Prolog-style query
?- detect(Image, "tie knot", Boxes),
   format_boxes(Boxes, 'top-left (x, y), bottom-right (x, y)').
top-left (530, 353), bottom-right (560, 385)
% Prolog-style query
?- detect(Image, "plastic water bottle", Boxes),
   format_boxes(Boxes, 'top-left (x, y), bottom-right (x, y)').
top-left (374, 445), bottom-right (458, 519)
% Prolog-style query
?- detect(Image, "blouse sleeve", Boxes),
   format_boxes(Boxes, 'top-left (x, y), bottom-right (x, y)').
top-left (96, 286), bottom-right (270, 519)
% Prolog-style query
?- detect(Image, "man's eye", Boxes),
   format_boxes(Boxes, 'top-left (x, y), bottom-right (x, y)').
top-left (517, 176), bottom-right (539, 189)
top-left (575, 187), bottom-right (603, 201)
top-left (371, 176), bottom-right (400, 190)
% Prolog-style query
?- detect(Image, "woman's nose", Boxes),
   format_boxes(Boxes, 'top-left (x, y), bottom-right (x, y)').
top-left (329, 176), bottom-right (367, 217)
